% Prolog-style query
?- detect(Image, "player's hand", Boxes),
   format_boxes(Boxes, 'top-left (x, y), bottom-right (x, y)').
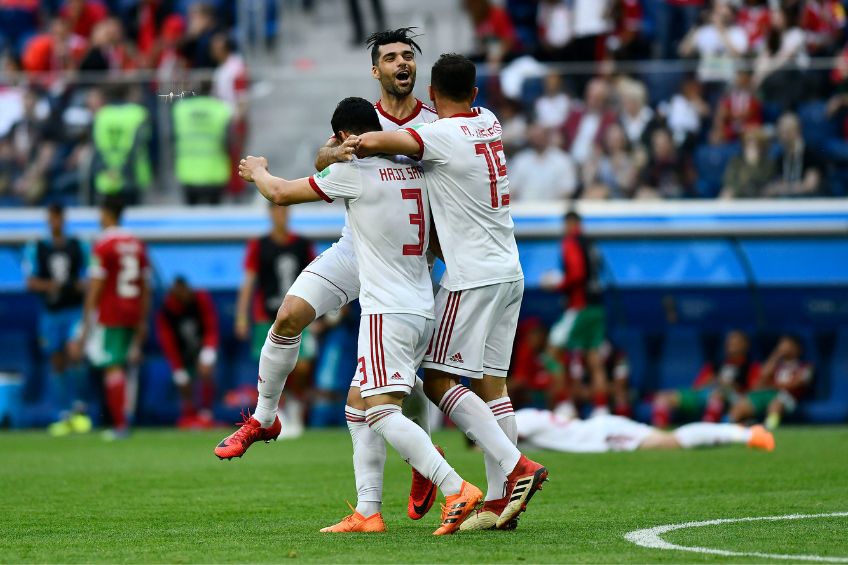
top-left (239, 156), bottom-right (268, 182)
top-left (336, 136), bottom-right (360, 162)
top-left (235, 317), bottom-right (250, 341)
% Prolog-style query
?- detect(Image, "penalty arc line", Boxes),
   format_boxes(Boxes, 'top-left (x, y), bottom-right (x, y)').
top-left (624, 512), bottom-right (848, 563)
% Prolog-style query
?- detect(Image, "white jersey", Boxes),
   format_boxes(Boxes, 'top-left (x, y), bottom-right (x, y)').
top-left (516, 409), bottom-right (654, 453)
top-left (310, 156), bottom-right (433, 319)
top-left (404, 107), bottom-right (523, 291)
top-left (338, 99), bottom-right (438, 241)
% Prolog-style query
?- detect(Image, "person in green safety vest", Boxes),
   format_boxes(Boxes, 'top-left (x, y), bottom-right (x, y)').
top-left (172, 81), bottom-right (234, 205)
top-left (91, 83), bottom-right (152, 205)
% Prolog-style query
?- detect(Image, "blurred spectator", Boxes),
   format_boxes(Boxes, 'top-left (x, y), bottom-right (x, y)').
top-left (712, 68), bottom-right (762, 143)
top-left (568, 0), bottom-right (613, 62)
top-left (346, 0), bottom-right (385, 46)
top-left (22, 204), bottom-right (91, 435)
top-left (657, 0), bottom-right (706, 59)
top-left (534, 72), bottom-right (571, 129)
top-left (235, 204), bottom-right (316, 436)
top-left (637, 127), bottom-right (695, 198)
top-left (606, 0), bottom-right (649, 61)
top-left (498, 98), bottom-right (528, 156)
top-left (729, 334), bottom-right (813, 429)
top-left (737, 0), bottom-right (770, 52)
top-left (0, 87), bottom-right (56, 204)
top-left (652, 330), bottom-right (759, 427)
top-left (156, 276), bottom-right (219, 429)
top-left (720, 127), bottom-right (775, 199)
top-left (561, 77), bottom-right (617, 164)
top-left (180, 1), bottom-right (219, 69)
top-left (679, 2), bottom-right (749, 96)
top-left (581, 123), bottom-right (641, 199)
top-left (79, 18), bottom-right (137, 74)
top-left (152, 14), bottom-right (188, 88)
top-left (211, 32), bottom-right (248, 197)
top-left (0, 0), bottom-right (39, 58)
top-left (617, 77), bottom-right (657, 148)
top-left (658, 75), bottom-right (710, 150)
top-left (90, 83), bottom-right (152, 205)
top-left (21, 18), bottom-right (87, 77)
top-left (464, 0), bottom-right (519, 68)
top-left (510, 123), bottom-right (578, 202)
top-left (566, 340), bottom-right (632, 417)
top-left (536, 0), bottom-right (572, 61)
top-left (753, 5), bottom-right (808, 111)
top-left (801, 0), bottom-right (846, 56)
top-left (765, 112), bottom-right (824, 197)
top-left (510, 318), bottom-right (565, 410)
top-left (545, 211), bottom-right (610, 417)
top-left (60, 0), bottom-right (109, 40)
top-left (122, 0), bottom-right (179, 62)
top-left (172, 80), bottom-right (233, 205)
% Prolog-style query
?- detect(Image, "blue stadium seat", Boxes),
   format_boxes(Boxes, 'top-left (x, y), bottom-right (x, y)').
top-left (657, 328), bottom-right (704, 390)
top-left (799, 329), bottom-right (848, 423)
top-left (138, 356), bottom-right (180, 425)
top-left (694, 143), bottom-right (740, 198)
top-left (609, 327), bottom-right (648, 392)
top-left (0, 332), bottom-right (32, 377)
top-left (798, 101), bottom-right (836, 152)
top-left (521, 77), bottom-right (545, 113)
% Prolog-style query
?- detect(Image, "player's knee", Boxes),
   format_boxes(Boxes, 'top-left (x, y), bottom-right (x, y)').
top-left (273, 296), bottom-right (314, 337)
top-left (346, 387), bottom-right (366, 411)
top-left (422, 371), bottom-right (455, 403)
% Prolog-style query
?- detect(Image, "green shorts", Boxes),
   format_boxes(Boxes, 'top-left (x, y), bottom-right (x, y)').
top-left (251, 322), bottom-right (317, 362)
top-left (549, 306), bottom-right (606, 351)
top-left (746, 389), bottom-right (797, 416)
top-left (88, 326), bottom-right (135, 369)
top-left (677, 388), bottom-right (713, 417)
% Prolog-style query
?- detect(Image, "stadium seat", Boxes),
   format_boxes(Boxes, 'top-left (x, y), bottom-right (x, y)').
top-left (798, 329), bottom-right (848, 423)
top-left (694, 142), bottom-right (740, 198)
top-left (138, 356), bottom-right (180, 425)
top-left (798, 101), bottom-right (836, 152)
top-left (609, 327), bottom-right (648, 392)
top-left (657, 327), bottom-right (704, 390)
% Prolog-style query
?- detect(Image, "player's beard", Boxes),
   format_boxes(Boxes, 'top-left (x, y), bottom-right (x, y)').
top-left (381, 69), bottom-right (416, 99)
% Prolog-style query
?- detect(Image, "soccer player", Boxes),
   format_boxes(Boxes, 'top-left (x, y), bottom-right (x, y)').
top-left (156, 276), bottom-right (219, 428)
top-left (353, 53), bottom-right (548, 530)
top-left (235, 204), bottom-right (315, 437)
top-left (515, 408), bottom-right (775, 453)
top-left (70, 197), bottom-right (151, 440)
top-left (22, 204), bottom-right (92, 436)
top-left (238, 96), bottom-right (483, 535)
top-left (214, 28), bottom-right (442, 525)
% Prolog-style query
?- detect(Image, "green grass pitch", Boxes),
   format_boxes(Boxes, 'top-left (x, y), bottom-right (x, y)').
top-left (2, 426), bottom-right (847, 563)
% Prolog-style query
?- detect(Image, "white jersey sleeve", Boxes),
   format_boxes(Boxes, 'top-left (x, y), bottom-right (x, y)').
top-left (310, 162), bottom-right (362, 202)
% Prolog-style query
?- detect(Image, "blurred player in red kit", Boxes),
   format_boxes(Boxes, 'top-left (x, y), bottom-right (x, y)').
top-left (71, 197), bottom-right (151, 440)
top-left (157, 276), bottom-right (219, 428)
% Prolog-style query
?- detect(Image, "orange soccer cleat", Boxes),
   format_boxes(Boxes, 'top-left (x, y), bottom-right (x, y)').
top-left (320, 502), bottom-right (387, 533)
top-left (432, 481), bottom-right (483, 536)
top-left (747, 424), bottom-right (776, 452)
top-left (408, 445), bottom-right (445, 520)
top-left (496, 455), bottom-right (548, 529)
top-left (213, 411), bottom-right (281, 460)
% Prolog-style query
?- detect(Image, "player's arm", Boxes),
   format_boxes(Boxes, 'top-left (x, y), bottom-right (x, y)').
top-left (22, 242), bottom-right (57, 294)
top-left (314, 137), bottom-right (360, 171)
top-left (156, 308), bottom-right (185, 373)
top-left (239, 156), bottom-right (323, 206)
top-left (77, 275), bottom-right (105, 349)
top-left (354, 130), bottom-right (422, 159)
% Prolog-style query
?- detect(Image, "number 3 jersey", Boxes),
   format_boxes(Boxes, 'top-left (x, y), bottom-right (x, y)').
top-left (309, 156), bottom-right (434, 319)
top-left (89, 227), bottom-right (150, 328)
top-left (404, 107), bottom-right (523, 291)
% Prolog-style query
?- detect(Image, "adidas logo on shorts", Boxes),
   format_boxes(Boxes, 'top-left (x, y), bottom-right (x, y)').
top-left (391, 372), bottom-right (403, 381)
top-left (449, 352), bottom-right (464, 364)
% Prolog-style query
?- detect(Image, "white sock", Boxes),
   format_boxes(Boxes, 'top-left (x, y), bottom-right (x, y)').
top-left (345, 405), bottom-right (385, 517)
top-left (673, 422), bottom-right (751, 449)
top-left (254, 331), bottom-right (301, 427)
top-left (365, 404), bottom-right (463, 496)
top-left (401, 377), bottom-right (430, 434)
top-left (439, 385), bottom-right (521, 475)
top-left (484, 397), bottom-right (516, 501)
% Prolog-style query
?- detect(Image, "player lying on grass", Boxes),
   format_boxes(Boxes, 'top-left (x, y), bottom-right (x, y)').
top-left (214, 28), bottom-right (444, 526)
top-left (515, 408), bottom-right (775, 453)
top-left (351, 53), bottom-right (548, 531)
top-left (238, 96), bottom-right (483, 535)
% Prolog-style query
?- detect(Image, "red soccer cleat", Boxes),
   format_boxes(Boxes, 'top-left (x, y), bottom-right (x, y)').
top-left (408, 445), bottom-right (444, 520)
top-left (213, 411), bottom-right (281, 460)
top-left (496, 455), bottom-right (548, 529)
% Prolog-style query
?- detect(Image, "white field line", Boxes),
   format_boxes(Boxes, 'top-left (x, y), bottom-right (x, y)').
top-left (624, 512), bottom-right (848, 563)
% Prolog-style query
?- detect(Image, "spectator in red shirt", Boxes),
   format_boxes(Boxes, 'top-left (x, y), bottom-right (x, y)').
top-left (607, 0), bottom-right (649, 60)
top-left (21, 18), bottom-right (87, 75)
top-left (60, 0), bottom-right (109, 40)
top-left (561, 77), bottom-right (618, 165)
top-left (737, 0), bottom-right (771, 52)
top-left (156, 276), bottom-right (219, 429)
top-left (801, 0), bottom-right (846, 55)
top-left (652, 330), bottom-right (759, 427)
top-left (712, 68), bottom-right (763, 143)
top-left (464, 0), bottom-right (519, 68)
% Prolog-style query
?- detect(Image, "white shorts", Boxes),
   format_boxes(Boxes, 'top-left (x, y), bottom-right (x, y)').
top-left (354, 313), bottom-right (434, 398)
top-left (421, 279), bottom-right (524, 379)
top-left (286, 236), bottom-right (360, 319)
top-left (516, 410), bottom-right (654, 453)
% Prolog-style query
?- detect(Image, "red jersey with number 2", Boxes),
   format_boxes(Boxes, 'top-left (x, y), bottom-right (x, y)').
top-left (90, 228), bottom-right (150, 327)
